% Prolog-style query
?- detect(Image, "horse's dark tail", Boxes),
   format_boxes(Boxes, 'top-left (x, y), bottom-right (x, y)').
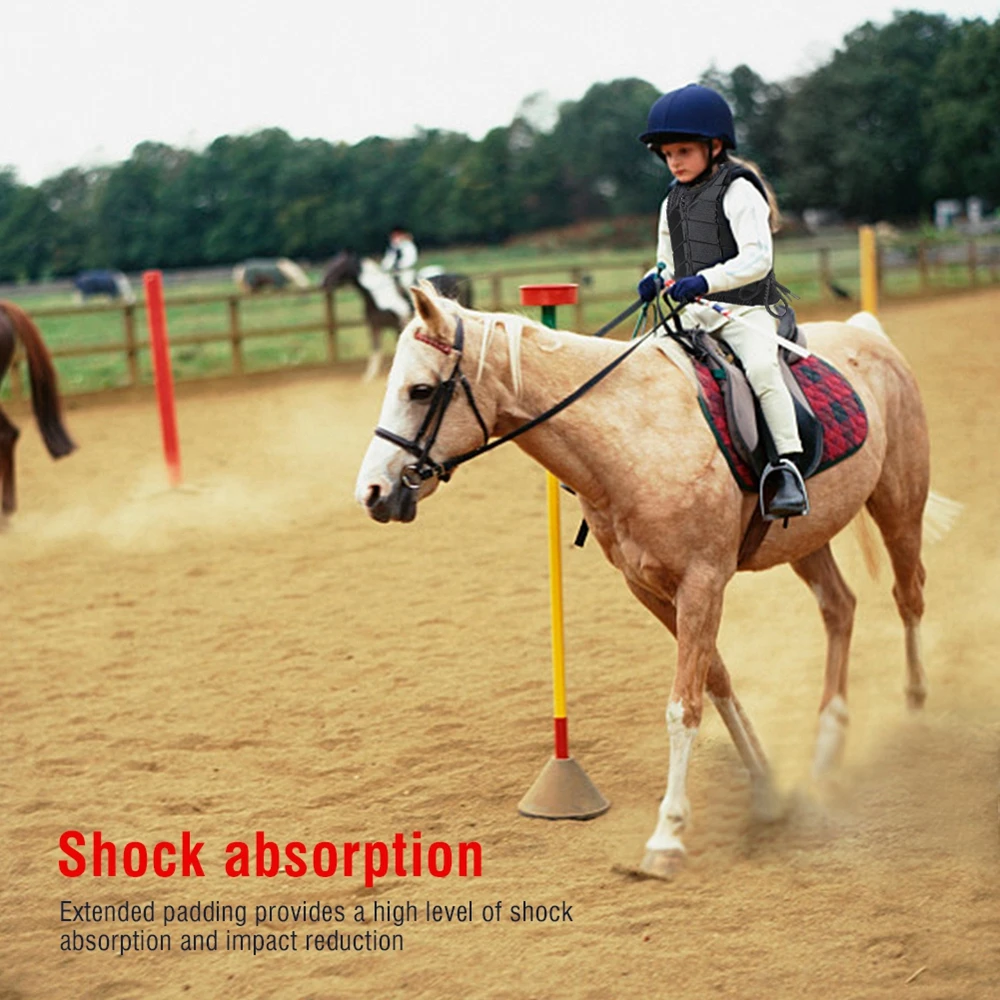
top-left (1, 301), bottom-right (76, 458)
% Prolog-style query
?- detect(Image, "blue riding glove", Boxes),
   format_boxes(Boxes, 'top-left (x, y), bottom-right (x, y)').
top-left (637, 272), bottom-right (664, 303)
top-left (667, 274), bottom-right (709, 304)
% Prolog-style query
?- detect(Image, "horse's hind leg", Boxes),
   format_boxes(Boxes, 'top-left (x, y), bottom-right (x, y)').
top-left (791, 543), bottom-right (855, 776)
top-left (867, 490), bottom-right (928, 709)
top-left (705, 656), bottom-right (782, 820)
top-left (0, 406), bottom-right (21, 515)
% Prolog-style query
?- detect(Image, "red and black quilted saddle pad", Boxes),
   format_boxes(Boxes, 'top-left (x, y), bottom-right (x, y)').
top-left (693, 354), bottom-right (869, 493)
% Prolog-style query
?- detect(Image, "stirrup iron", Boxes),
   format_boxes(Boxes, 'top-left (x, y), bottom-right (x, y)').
top-left (759, 458), bottom-right (810, 522)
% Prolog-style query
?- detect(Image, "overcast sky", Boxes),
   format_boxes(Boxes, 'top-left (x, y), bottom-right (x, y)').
top-left (4, 0), bottom-right (996, 185)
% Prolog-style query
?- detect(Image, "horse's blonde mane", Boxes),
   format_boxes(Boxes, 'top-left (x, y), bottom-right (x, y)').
top-left (476, 312), bottom-right (527, 396)
top-left (424, 286), bottom-right (533, 398)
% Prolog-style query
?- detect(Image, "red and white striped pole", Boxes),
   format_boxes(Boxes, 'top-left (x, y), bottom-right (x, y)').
top-left (143, 270), bottom-right (182, 487)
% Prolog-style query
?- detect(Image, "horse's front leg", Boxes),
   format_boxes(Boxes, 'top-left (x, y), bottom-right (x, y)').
top-left (641, 567), bottom-right (726, 879)
top-left (626, 576), bottom-right (776, 820)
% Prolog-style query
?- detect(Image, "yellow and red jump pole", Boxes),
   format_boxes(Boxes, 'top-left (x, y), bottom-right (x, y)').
top-left (515, 283), bottom-right (609, 821)
top-left (143, 270), bottom-right (182, 487)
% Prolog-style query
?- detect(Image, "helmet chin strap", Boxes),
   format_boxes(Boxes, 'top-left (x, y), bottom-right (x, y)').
top-left (684, 141), bottom-right (721, 187)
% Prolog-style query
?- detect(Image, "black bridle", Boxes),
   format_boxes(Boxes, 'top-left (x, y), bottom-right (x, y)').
top-left (374, 317), bottom-right (491, 487)
top-left (373, 300), bottom-right (670, 491)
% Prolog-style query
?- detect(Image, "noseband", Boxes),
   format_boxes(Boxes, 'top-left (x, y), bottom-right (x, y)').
top-left (373, 317), bottom-right (491, 488)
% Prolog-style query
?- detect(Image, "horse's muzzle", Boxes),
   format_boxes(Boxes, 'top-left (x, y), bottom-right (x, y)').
top-left (363, 481), bottom-right (418, 523)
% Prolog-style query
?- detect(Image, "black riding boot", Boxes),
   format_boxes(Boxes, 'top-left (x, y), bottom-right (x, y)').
top-left (761, 455), bottom-right (809, 520)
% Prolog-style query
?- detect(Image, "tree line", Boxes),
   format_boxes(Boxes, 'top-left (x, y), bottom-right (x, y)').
top-left (0, 9), bottom-right (996, 281)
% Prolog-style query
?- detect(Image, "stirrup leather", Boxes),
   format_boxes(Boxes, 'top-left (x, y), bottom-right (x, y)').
top-left (759, 458), bottom-right (810, 521)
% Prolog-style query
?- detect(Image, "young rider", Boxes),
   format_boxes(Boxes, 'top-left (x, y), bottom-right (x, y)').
top-left (636, 83), bottom-right (808, 519)
top-left (381, 226), bottom-right (419, 291)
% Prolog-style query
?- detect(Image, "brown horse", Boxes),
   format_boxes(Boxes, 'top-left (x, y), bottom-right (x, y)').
top-left (0, 301), bottom-right (76, 515)
top-left (355, 285), bottom-right (953, 879)
top-left (321, 250), bottom-right (473, 381)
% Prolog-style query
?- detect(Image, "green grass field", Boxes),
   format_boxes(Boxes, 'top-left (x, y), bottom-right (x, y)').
top-left (2, 235), bottom-right (997, 399)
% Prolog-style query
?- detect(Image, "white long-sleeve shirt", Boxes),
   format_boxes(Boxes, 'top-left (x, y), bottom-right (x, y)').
top-left (381, 238), bottom-right (418, 288)
top-left (654, 177), bottom-right (773, 294)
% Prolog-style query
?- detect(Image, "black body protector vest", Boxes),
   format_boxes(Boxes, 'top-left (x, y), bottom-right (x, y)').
top-left (666, 161), bottom-right (784, 310)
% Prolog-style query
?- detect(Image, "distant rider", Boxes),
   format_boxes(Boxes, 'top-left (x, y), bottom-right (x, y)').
top-left (381, 227), bottom-right (419, 292)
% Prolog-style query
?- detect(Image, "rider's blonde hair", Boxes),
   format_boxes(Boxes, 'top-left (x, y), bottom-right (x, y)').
top-left (728, 154), bottom-right (782, 233)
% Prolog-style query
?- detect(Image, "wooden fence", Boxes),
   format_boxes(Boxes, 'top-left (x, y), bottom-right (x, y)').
top-left (4, 239), bottom-right (999, 401)
top-left (3, 262), bottom-right (650, 401)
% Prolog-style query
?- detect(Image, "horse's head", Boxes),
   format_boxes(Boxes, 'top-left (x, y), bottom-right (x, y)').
top-left (355, 285), bottom-right (501, 524)
top-left (321, 250), bottom-right (359, 290)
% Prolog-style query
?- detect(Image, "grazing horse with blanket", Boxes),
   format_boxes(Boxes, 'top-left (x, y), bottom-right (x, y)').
top-left (321, 250), bottom-right (473, 381)
top-left (355, 285), bottom-right (952, 879)
top-left (0, 301), bottom-right (76, 516)
top-left (233, 258), bottom-right (311, 294)
top-left (73, 269), bottom-right (135, 305)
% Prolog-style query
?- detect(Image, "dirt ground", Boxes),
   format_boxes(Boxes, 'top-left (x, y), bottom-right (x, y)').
top-left (3, 290), bottom-right (998, 1000)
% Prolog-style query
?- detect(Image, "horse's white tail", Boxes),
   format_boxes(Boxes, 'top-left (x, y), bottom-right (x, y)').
top-left (277, 259), bottom-right (310, 288)
top-left (923, 490), bottom-right (963, 544)
top-left (846, 311), bottom-right (889, 339)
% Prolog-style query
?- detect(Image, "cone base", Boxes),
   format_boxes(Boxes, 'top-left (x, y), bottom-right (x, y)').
top-left (517, 755), bottom-right (610, 820)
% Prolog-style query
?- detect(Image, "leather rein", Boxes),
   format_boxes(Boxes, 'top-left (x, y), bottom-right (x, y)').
top-left (373, 300), bottom-right (659, 491)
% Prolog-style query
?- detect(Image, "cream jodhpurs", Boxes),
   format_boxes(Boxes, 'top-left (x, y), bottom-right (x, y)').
top-left (684, 304), bottom-right (802, 456)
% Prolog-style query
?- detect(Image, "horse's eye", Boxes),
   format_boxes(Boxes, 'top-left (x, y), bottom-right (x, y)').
top-left (409, 384), bottom-right (435, 402)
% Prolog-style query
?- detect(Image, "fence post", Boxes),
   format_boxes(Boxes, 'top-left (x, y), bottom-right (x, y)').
top-left (570, 267), bottom-right (585, 332)
top-left (491, 273), bottom-right (502, 311)
top-left (917, 242), bottom-right (929, 290)
top-left (228, 296), bottom-right (243, 375)
top-left (859, 225), bottom-right (878, 314)
top-left (323, 289), bottom-right (338, 364)
top-left (123, 303), bottom-right (140, 387)
top-left (968, 241), bottom-right (978, 287)
top-left (818, 247), bottom-right (832, 299)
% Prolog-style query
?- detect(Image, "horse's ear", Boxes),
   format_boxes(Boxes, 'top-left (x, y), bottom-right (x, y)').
top-left (411, 285), bottom-right (452, 347)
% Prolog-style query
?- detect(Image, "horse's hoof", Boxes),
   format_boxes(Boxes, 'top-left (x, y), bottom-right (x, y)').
top-left (751, 779), bottom-right (786, 824)
top-left (906, 687), bottom-right (927, 711)
top-left (637, 849), bottom-right (686, 881)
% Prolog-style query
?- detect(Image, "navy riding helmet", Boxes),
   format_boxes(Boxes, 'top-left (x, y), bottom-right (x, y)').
top-left (639, 84), bottom-right (736, 155)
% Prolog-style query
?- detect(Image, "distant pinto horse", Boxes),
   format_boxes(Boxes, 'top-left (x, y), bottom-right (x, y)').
top-left (320, 250), bottom-right (473, 380)
top-left (73, 269), bottom-right (135, 305)
top-left (356, 285), bottom-right (958, 879)
top-left (0, 301), bottom-right (76, 516)
top-left (233, 258), bottom-right (311, 294)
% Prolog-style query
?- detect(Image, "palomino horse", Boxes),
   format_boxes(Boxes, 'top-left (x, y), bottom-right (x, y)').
top-left (321, 250), bottom-right (473, 381)
top-left (356, 285), bottom-right (944, 879)
top-left (233, 259), bottom-right (311, 294)
top-left (0, 301), bottom-right (76, 515)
